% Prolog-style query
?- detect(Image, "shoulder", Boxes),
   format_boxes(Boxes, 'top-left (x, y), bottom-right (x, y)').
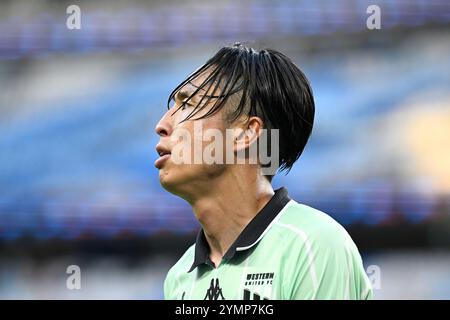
top-left (273, 201), bottom-right (372, 299)
top-left (166, 243), bottom-right (195, 280)
top-left (273, 200), bottom-right (358, 253)
top-left (164, 244), bottom-right (195, 298)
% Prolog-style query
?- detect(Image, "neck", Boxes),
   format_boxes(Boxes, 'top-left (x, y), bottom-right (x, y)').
top-left (189, 168), bottom-right (274, 267)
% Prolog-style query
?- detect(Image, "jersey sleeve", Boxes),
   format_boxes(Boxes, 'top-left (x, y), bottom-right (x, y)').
top-left (163, 268), bottom-right (174, 300)
top-left (284, 222), bottom-right (373, 300)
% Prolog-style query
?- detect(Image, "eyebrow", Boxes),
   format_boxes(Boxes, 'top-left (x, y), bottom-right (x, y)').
top-left (174, 83), bottom-right (214, 103)
top-left (187, 81), bottom-right (228, 99)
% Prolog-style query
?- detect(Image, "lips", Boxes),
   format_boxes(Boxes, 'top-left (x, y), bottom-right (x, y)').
top-left (155, 144), bottom-right (171, 169)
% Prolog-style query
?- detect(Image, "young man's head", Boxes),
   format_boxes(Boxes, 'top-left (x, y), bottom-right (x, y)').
top-left (155, 43), bottom-right (315, 200)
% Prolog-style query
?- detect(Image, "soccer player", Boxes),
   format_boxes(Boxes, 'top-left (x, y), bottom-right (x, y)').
top-left (155, 43), bottom-right (373, 300)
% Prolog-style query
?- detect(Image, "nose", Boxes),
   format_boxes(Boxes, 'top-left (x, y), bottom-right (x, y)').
top-left (155, 109), bottom-right (173, 137)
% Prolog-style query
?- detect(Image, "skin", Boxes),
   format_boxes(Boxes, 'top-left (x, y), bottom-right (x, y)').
top-left (155, 71), bottom-right (274, 267)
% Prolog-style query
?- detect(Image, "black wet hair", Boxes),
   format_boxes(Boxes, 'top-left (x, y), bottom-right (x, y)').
top-left (167, 42), bottom-right (315, 173)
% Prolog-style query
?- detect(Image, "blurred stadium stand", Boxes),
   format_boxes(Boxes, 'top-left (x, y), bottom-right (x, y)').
top-left (0, 0), bottom-right (449, 299)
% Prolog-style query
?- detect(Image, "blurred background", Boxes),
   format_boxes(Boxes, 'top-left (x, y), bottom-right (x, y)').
top-left (0, 0), bottom-right (449, 299)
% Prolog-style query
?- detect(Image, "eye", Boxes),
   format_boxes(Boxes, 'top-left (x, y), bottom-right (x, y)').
top-left (181, 100), bottom-right (193, 110)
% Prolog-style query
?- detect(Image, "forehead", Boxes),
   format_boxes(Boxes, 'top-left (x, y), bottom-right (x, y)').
top-left (176, 67), bottom-right (219, 97)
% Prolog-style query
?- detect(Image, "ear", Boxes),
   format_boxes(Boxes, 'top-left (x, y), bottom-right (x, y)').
top-left (233, 116), bottom-right (264, 153)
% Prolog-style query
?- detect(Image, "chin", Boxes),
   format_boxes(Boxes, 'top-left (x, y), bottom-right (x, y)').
top-left (159, 168), bottom-right (175, 189)
top-left (158, 167), bottom-right (192, 198)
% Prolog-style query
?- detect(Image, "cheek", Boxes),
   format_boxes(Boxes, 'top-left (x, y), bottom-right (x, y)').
top-left (171, 116), bottom-right (228, 165)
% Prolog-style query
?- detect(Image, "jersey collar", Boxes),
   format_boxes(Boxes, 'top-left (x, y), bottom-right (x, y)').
top-left (188, 187), bottom-right (291, 273)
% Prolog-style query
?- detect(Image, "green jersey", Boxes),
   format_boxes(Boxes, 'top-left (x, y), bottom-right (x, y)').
top-left (164, 188), bottom-right (373, 300)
